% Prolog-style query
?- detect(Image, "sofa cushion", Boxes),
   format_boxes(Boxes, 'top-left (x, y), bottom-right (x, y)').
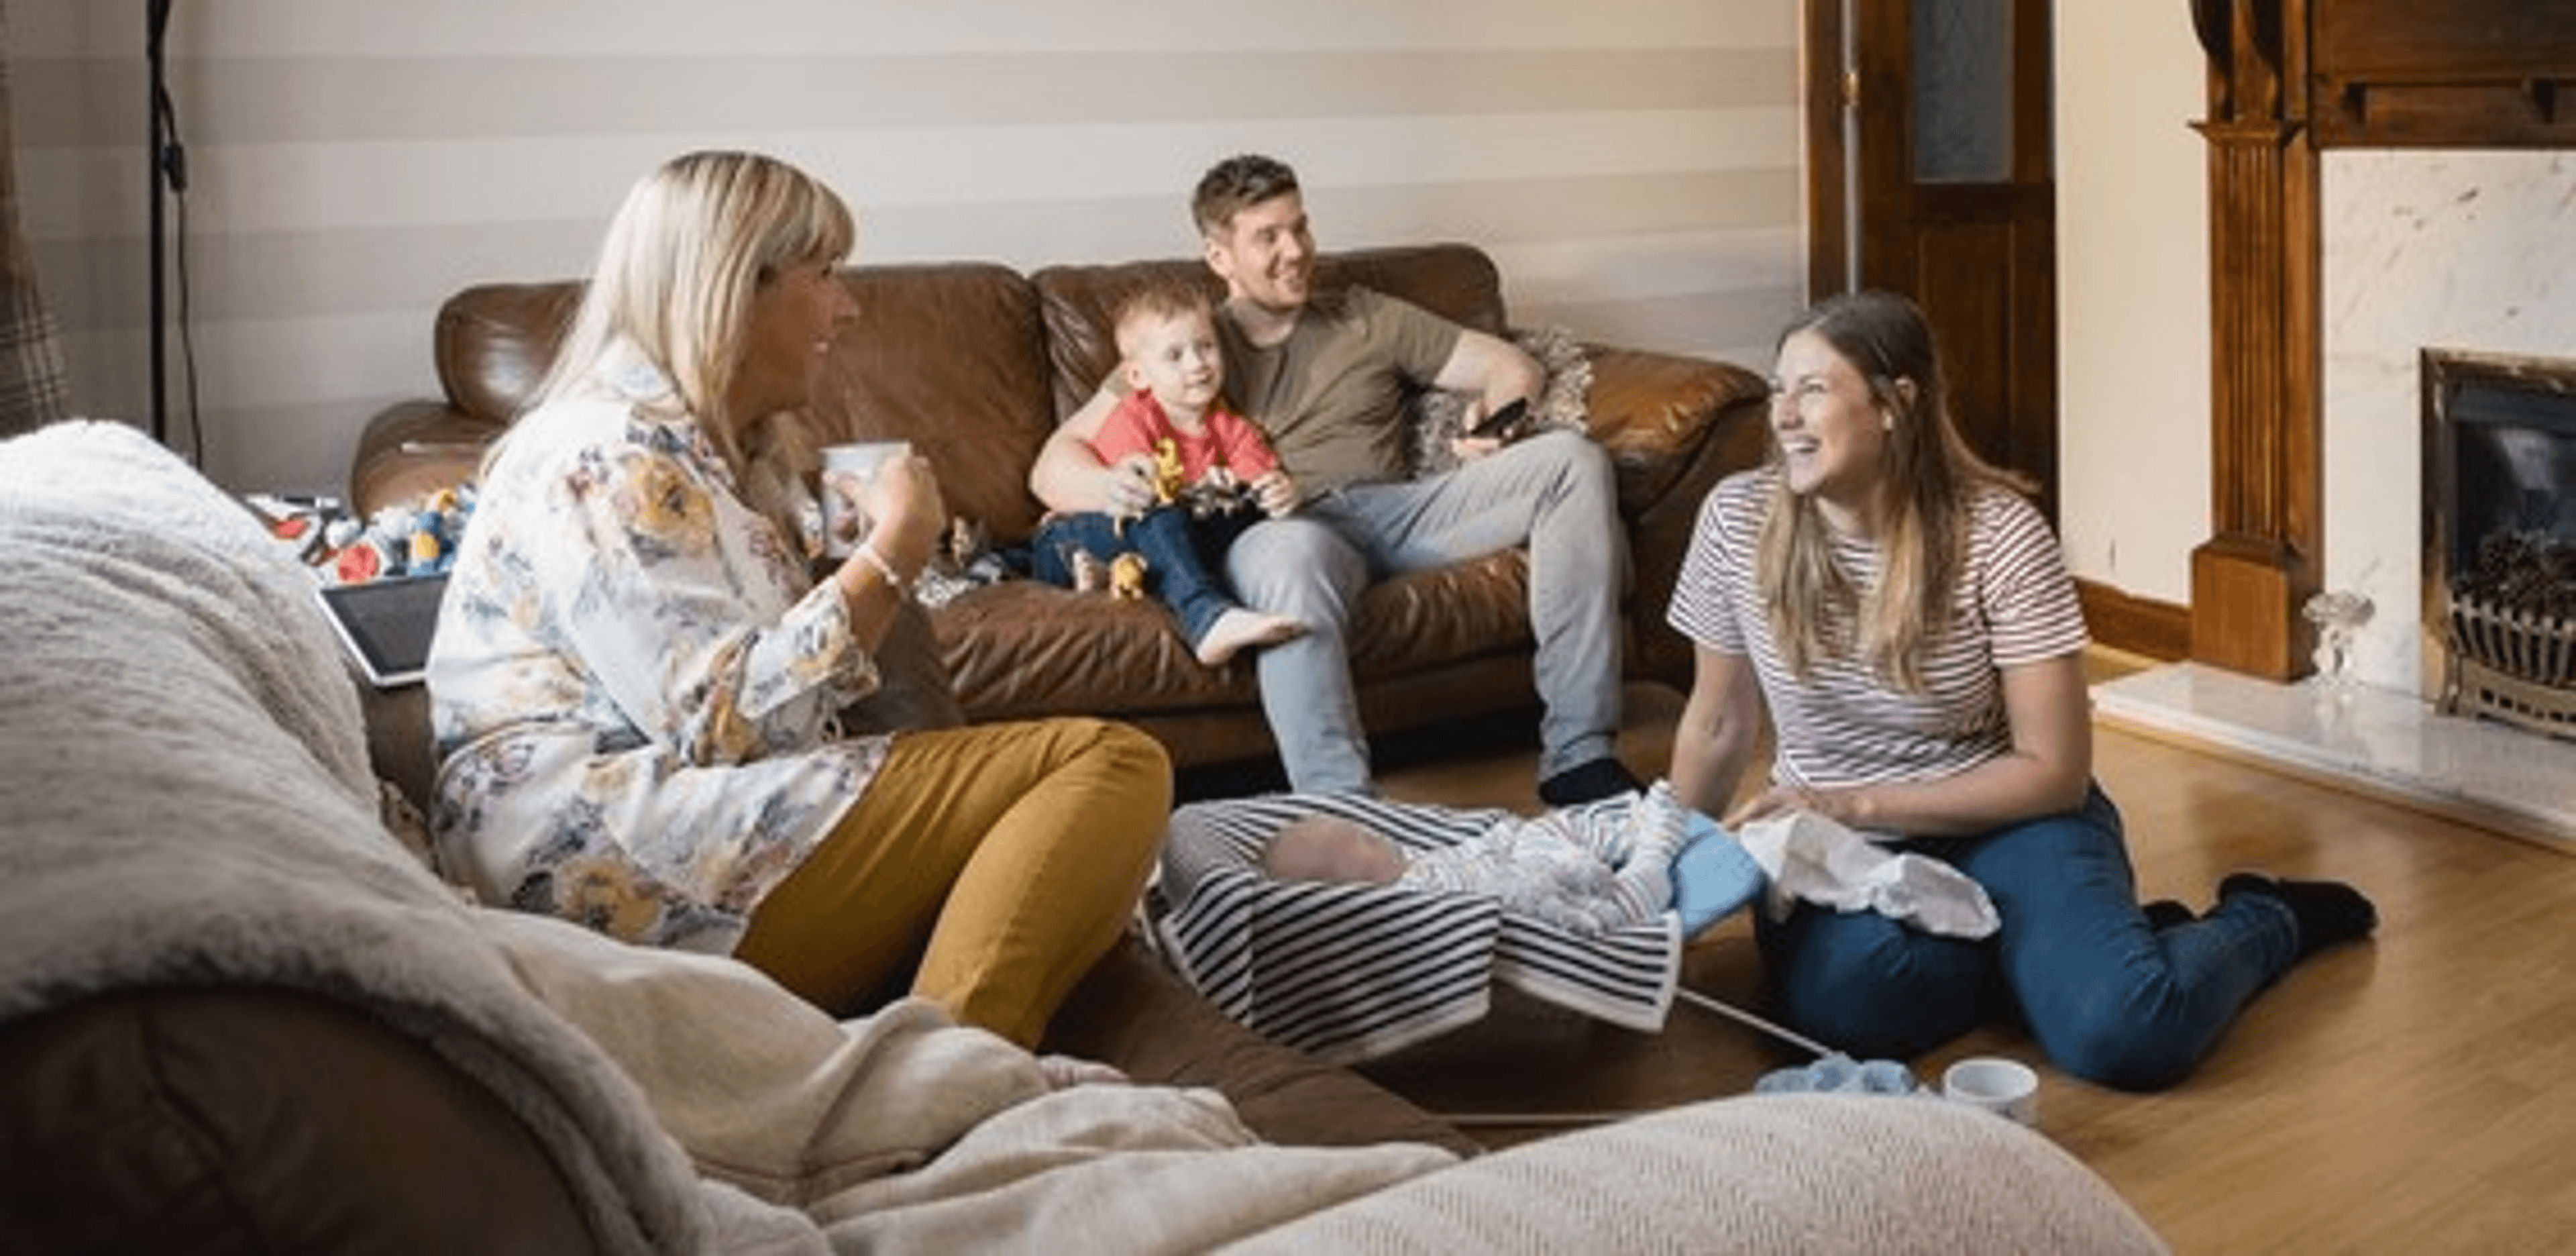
top-left (935, 549), bottom-right (1535, 726)
top-left (1230, 1094), bottom-right (2167, 1253)
top-left (437, 282), bottom-right (582, 423)
top-left (806, 262), bottom-right (1055, 544)
top-left (0, 986), bottom-right (597, 1255)
top-left (1409, 325), bottom-right (1594, 476)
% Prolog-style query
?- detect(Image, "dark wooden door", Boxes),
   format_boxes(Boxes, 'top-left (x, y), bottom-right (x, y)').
top-left (1806, 0), bottom-right (2060, 521)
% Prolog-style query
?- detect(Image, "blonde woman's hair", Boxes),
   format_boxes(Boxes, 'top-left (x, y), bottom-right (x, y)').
top-left (529, 150), bottom-right (854, 479)
top-left (1758, 289), bottom-right (2030, 690)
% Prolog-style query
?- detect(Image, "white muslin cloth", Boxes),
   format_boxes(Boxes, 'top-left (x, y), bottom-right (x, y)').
top-left (1733, 811), bottom-right (2000, 939)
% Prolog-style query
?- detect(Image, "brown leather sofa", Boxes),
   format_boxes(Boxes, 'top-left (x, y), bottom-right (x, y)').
top-left (0, 943), bottom-right (1479, 1253)
top-left (352, 244), bottom-right (1771, 772)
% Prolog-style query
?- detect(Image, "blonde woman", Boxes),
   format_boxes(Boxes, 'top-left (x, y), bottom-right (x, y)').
top-left (1666, 289), bottom-right (2373, 1090)
top-left (427, 151), bottom-right (1167, 1047)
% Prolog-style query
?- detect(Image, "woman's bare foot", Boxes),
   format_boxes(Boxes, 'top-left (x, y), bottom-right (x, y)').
top-left (1194, 608), bottom-right (1306, 666)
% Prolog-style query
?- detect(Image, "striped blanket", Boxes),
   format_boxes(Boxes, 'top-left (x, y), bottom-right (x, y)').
top-left (1156, 792), bottom-right (1684, 1066)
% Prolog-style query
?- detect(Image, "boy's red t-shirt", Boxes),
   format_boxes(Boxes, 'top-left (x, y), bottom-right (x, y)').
top-left (1089, 391), bottom-right (1280, 483)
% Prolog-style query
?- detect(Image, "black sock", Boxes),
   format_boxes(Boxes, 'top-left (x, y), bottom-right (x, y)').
top-left (1539, 757), bottom-right (1643, 807)
top-left (2141, 898), bottom-right (2196, 931)
top-left (2220, 873), bottom-right (2378, 959)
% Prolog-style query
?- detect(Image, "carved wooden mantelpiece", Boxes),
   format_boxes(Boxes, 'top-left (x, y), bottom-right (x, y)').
top-left (2310, 5), bottom-right (2576, 148)
top-left (2187, 0), bottom-right (2576, 680)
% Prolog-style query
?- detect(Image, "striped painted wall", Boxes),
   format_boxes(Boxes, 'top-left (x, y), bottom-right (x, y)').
top-left (9, 1), bottom-right (1803, 494)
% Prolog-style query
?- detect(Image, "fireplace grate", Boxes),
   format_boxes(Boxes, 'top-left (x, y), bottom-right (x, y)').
top-left (2443, 593), bottom-right (2576, 741)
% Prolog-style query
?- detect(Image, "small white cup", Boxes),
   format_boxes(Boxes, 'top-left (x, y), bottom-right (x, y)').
top-left (1941, 1056), bottom-right (2039, 1127)
top-left (819, 441), bottom-right (911, 556)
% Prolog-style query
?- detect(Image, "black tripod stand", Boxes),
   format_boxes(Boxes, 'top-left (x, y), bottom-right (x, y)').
top-left (146, 0), bottom-right (185, 448)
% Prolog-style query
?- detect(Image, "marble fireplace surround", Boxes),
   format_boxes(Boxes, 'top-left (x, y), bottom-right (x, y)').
top-left (2328, 151), bottom-right (2576, 703)
top-left (2097, 2), bottom-right (2576, 851)
top-left (2095, 154), bottom-right (2576, 849)
top-left (2183, 0), bottom-right (2576, 684)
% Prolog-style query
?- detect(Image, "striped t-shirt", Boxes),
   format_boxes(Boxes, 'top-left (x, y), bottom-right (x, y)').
top-left (1666, 466), bottom-right (2088, 790)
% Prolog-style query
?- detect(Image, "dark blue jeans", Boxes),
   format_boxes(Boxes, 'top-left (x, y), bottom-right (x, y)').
top-left (1030, 504), bottom-right (1260, 649)
top-left (1755, 784), bottom-right (2300, 1090)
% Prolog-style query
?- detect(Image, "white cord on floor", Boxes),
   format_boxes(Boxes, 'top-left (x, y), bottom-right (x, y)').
top-left (1432, 992), bottom-right (1842, 1131)
top-left (1672, 986), bottom-right (1837, 1059)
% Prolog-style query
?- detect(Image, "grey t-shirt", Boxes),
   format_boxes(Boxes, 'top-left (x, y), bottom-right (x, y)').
top-left (1216, 287), bottom-right (1462, 497)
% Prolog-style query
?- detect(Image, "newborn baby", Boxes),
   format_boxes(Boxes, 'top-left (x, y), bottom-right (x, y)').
top-left (1259, 781), bottom-right (1691, 934)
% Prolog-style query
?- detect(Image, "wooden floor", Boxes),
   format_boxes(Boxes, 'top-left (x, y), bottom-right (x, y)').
top-left (1320, 667), bottom-right (2576, 1254)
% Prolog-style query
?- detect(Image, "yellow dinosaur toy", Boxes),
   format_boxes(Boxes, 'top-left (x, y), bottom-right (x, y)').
top-left (1151, 437), bottom-right (1187, 505)
top-left (1108, 551), bottom-right (1150, 600)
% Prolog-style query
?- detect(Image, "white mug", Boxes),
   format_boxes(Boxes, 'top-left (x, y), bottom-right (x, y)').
top-left (1941, 1056), bottom-right (2039, 1127)
top-left (818, 441), bottom-right (911, 557)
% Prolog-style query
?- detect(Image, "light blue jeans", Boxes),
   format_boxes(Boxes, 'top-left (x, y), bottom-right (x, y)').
top-left (1222, 429), bottom-right (1628, 794)
top-left (1756, 784), bottom-right (2302, 1091)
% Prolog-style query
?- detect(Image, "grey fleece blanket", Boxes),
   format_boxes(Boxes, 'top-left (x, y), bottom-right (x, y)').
top-left (0, 421), bottom-right (1454, 1253)
top-left (0, 420), bottom-right (712, 1249)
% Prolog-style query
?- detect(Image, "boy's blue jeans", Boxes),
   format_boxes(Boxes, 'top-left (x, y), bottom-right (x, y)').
top-left (1030, 503), bottom-right (1260, 649)
top-left (1755, 784), bottom-right (2302, 1091)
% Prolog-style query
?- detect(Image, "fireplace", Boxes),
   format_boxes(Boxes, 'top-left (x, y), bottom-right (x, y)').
top-left (2121, 0), bottom-right (2576, 850)
top-left (2188, 0), bottom-right (2576, 681)
top-left (2422, 350), bottom-right (2576, 739)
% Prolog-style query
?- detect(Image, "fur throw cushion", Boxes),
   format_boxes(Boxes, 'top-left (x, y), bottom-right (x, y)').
top-left (1409, 325), bottom-right (1593, 476)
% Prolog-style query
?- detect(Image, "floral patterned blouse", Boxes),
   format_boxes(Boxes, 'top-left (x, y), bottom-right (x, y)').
top-left (426, 340), bottom-right (890, 953)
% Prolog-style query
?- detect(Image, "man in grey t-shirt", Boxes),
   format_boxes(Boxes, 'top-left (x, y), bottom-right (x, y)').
top-left (1031, 154), bottom-right (1636, 804)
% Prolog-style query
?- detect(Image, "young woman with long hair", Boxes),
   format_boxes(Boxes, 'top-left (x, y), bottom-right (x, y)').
top-left (1667, 289), bottom-right (2373, 1089)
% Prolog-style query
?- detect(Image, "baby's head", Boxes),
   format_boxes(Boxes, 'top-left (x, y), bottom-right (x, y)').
top-left (1114, 281), bottom-right (1224, 415)
top-left (1260, 815), bottom-right (1408, 886)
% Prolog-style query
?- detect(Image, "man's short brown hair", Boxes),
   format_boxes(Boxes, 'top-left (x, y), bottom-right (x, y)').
top-left (1191, 154), bottom-right (1300, 238)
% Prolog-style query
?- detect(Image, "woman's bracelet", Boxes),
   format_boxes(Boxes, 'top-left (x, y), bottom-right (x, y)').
top-left (852, 540), bottom-right (910, 597)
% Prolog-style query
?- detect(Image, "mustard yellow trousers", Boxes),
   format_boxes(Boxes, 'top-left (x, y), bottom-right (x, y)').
top-left (735, 717), bottom-right (1170, 1047)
